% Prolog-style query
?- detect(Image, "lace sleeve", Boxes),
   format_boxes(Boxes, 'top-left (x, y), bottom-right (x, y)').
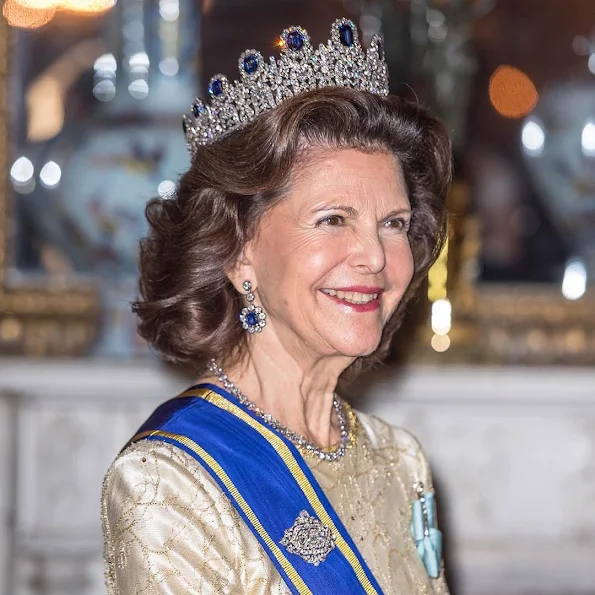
top-left (101, 440), bottom-right (290, 595)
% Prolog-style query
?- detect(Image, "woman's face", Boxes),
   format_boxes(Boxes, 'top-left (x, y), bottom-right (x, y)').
top-left (241, 148), bottom-right (414, 362)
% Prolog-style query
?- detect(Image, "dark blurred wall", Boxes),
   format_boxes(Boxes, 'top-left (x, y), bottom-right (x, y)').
top-left (201, 0), bottom-right (359, 90)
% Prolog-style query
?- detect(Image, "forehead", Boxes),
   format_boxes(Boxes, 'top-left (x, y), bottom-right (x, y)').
top-left (287, 147), bottom-right (409, 210)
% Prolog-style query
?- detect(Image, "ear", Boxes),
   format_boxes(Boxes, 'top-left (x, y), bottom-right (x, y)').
top-left (225, 240), bottom-right (259, 294)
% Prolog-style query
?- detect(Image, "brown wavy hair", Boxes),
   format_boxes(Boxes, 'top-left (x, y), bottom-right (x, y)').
top-left (132, 87), bottom-right (452, 375)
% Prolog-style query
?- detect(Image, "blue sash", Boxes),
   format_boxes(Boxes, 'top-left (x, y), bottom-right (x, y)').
top-left (129, 383), bottom-right (384, 595)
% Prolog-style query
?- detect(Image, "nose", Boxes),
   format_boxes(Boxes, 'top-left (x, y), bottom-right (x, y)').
top-left (348, 228), bottom-right (386, 274)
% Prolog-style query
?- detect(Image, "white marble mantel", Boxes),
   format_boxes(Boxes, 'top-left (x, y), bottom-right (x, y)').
top-left (0, 359), bottom-right (594, 595)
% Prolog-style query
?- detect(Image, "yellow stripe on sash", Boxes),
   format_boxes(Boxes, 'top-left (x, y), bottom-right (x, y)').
top-left (133, 426), bottom-right (313, 595)
top-left (172, 387), bottom-right (380, 595)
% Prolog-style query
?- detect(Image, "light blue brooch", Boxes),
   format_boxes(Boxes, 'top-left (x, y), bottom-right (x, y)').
top-left (410, 482), bottom-right (442, 579)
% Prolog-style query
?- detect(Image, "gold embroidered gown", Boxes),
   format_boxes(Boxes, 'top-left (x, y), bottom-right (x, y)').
top-left (102, 410), bottom-right (449, 594)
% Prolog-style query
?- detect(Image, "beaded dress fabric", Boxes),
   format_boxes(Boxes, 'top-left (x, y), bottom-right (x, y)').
top-left (102, 411), bottom-right (449, 594)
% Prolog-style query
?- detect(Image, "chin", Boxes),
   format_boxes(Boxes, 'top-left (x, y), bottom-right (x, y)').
top-left (328, 332), bottom-right (383, 359)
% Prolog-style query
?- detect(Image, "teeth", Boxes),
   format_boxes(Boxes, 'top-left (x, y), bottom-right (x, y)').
top-left (322, 289), bottom-right (379, 304)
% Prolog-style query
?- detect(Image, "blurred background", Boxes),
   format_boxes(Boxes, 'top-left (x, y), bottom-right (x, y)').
top-left (0, 0), bottom-right (594, 593)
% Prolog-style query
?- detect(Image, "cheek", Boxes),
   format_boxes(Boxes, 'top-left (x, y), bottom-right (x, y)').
top-left (386, 239), bottom-right (415, 287)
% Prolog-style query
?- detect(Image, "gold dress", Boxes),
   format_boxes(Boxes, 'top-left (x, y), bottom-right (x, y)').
top-left (102, 409), bottom-right (449, 595)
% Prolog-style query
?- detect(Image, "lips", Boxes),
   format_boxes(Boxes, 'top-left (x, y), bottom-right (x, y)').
top-left (320, 286), bottom-right (383, 311)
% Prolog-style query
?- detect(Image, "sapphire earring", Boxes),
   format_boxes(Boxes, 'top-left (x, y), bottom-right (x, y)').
top-left (239, 280), bottom-right (267, 333)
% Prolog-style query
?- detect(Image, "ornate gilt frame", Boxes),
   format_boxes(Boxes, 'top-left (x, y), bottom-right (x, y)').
top-left (445, 184), bottom-right (595, 365)
top-left (0, 19), bottom-right (100, 357)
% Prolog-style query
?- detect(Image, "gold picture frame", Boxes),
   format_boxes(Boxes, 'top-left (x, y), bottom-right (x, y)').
top-left (0, 18), bottom-right (100, 357)
top-left (442, 184), bottom-right (595, 365)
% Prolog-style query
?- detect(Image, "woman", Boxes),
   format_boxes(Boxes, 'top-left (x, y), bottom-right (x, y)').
top-left (102, 18), bottom-right (452, 595)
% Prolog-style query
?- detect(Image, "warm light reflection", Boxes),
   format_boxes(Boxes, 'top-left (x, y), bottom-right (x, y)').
top-left (489, 65), bottom-right (538, 119)
top-left (3, 0), bottom-right (56, 28)
top-left (431, 298), bottom-right (452, 336)
top-left (427, 237), bottom-right (451, 352)
top-left (428, 238), bottom-right (449, 302)
top-left (431, 334), bottom-right (450, 353)
top-left (20, 0), bottom-right (116, 12)
top-left (6, 0), bottom-right (114, 28)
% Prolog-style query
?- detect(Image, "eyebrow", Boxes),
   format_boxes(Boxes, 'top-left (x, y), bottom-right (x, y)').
top-left (313, 205), bottom-right (359, 216)
top-left (313, 205), bottom-right (413, 218)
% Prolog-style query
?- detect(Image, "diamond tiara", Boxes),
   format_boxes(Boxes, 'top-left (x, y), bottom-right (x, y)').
top-left (182, 17), bottom-right (389, 155)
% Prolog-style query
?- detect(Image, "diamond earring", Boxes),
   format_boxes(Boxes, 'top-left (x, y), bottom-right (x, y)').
top-left (239, 280), bottom-right (267, 333)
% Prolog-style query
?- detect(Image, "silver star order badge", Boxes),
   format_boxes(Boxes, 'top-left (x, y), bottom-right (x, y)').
top-left (280, 510), bottom-right (336, 566)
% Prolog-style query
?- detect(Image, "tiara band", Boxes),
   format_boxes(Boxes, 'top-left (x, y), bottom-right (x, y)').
top-left (183, 18), bottom-right (389, 155)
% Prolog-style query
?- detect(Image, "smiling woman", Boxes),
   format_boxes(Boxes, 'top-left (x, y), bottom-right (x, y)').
top-left (102, 18), bottom-right (452, 595)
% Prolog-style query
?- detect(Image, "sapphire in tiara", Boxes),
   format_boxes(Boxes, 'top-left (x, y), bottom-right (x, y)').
top-left (192, 102), bottom-right (206, 117)
top-left (184, 18), bottom-right (389, 152)
top-left (208, 78), bottom-right (224, 97)
top-left (242, 54), bottom-right (260, 74)
top-left (286, 29), bottom-right (305, 51)
top-left (339, 23), bottom-right (354, 47)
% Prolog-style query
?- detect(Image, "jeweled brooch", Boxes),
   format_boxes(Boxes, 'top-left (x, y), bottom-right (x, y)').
top-left (280, 510), bottom-right (336, 566)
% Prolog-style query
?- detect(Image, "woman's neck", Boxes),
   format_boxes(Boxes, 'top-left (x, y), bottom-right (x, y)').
top-left (211, 338), bottom-right (353, 449)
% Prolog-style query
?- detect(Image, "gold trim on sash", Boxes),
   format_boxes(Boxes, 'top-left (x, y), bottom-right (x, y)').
top-left (191, 388), bottom-right (380, 594)
top-left (133, 426), bottom-right (312, 595)
top-left (131, 387), bottom-right (379, 595)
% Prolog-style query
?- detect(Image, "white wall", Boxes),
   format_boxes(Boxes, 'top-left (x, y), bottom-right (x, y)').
top-left (0, 360), bottom-right (593, 595)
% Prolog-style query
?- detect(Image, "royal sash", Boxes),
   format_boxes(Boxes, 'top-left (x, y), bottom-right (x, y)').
top-left (129, 383), bottom-right (384, 595)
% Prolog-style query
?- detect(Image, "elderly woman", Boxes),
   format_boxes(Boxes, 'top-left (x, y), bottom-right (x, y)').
top-left (102, 18), bottom-right (451, 595)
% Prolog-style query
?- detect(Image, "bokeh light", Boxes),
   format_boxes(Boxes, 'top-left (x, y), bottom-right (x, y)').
top-left (5, 0), bottom-right (114, 28)
top-left (489, 65), bottom-right (538, 119)
top-left (562, 258), bottom-right (587, 301)
top-left (3, 0), bottom-right (56, 28)
top-left (521, 119), bottom-right (545, 156)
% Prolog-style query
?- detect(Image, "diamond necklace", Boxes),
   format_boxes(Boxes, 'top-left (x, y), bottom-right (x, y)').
top-left (208, 360), bottom-right (358, 461)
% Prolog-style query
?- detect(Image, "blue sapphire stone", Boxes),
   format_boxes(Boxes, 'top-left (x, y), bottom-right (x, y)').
top-left (377, 39), bottom-right (384, 60)
top-left (192, 103), bottom-right (205, 118)
top-left (246, 312), bottom-right (258, 326)
top-left (208, 78), bottom-right (224, 97)
top-left (339, 23), bottom-right (354, 47)
top-left (286, 30), bottom-right (305, 51)
top-left (243, 54), bottom-right (259, 74)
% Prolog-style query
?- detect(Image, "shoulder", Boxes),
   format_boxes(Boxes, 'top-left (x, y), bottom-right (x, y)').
top-left (101, 440), bottom-right (244, 592)
top-left (355, 409), bottom-right (433, 489)
top-left (101, 438), bottom-right (232, 536)
top-left (103, 437), bottom-right (221, 504)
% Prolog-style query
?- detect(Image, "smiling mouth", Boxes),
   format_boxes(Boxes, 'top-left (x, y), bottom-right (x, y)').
top-left (320, 289), bottom-right (380, 304)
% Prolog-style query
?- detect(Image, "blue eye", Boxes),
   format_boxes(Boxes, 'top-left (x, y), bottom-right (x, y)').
top-left (318, 215), bottom-right (344, 226)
